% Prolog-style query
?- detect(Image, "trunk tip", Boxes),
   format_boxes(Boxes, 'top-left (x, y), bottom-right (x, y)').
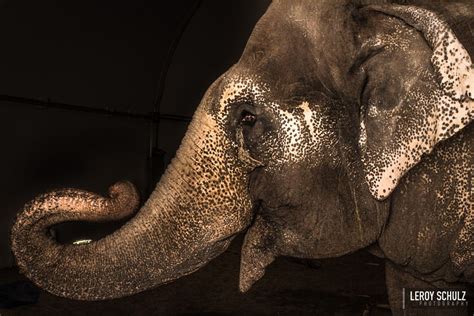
top-left (108, 181), bottom-right (140, 216)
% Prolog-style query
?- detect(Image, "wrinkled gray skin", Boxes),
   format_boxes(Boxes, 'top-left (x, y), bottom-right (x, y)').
top-left (11, 0), bottom-right (474, 315)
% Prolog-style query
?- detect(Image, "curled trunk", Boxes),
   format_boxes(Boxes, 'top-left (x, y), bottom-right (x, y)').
top-left (11, 108), bottom-right (252, 300)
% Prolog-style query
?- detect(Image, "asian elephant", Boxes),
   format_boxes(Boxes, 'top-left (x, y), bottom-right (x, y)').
top-left (11, 0), bottom-right (474, 315)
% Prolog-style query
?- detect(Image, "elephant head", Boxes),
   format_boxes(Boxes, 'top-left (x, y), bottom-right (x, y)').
top-left (11, 0), bottom-right (473, 301)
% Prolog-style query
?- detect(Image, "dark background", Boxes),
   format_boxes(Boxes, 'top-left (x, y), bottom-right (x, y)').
top-left (0, 1), bottom-right (460, 315)
top-left (0, 0), bottom-right (271, 268)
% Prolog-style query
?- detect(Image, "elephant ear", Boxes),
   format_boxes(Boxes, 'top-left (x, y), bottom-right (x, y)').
top-left (359, 4), bottom-right (474, 200)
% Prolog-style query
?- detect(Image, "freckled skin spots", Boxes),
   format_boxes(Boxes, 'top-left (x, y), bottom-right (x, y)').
top-left (299, 101), bottom-right (317, 139)
top-left (216, 75), bottom-right (339, 170)
top-left (12, 83), bottom-right (256, 300)
top-left (9, 1), bottom-right (474, 310)
top-left (362, 5), bottom-right (474, 200)
top-left (379, 124), bottom-right (473, 275)
top-left (236, 2), bottom-right (473, 312)
top-left (369, 5), bottom-right (474, 100)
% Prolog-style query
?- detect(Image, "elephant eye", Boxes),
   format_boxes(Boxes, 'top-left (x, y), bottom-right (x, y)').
top-left (240, 110), bottom-right (257, 126)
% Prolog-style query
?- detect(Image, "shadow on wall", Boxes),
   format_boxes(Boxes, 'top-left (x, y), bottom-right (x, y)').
top-left (0, 0), bottom-right (271, 268)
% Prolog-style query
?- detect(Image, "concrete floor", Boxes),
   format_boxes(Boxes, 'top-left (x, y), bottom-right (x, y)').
top-left (0, 235), bottom-right (392, 315)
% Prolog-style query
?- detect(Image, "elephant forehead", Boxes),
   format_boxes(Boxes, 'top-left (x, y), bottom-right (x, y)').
top-left (215, 74), bottom-right (318, 113)
top-left (218, 76), bottom-right (269, 111)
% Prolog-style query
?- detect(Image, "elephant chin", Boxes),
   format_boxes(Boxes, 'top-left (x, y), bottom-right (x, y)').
top-left (239, 215), bottom-right (276, 292)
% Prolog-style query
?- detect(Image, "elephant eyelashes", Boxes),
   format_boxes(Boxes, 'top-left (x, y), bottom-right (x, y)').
top-left (240, 111), bottom-right (257, 126)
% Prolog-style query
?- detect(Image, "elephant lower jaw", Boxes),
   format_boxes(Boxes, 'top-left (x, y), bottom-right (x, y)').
top-left (149, 237), bottom-right (236, 293)
top-left (239, 215), bottom-right (277, 292)
top-left (179, 237), bottom-right (235, 274)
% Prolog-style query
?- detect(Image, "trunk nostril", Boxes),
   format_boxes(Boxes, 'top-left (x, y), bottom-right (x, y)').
top-left (108, 181), bottom-right (140, 219)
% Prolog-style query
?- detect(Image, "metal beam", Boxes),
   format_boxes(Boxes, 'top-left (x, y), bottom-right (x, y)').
top-left (0, 94), bottom-right (191, 122)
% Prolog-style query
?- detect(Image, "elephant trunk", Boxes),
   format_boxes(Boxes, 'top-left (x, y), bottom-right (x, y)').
top-left (11, 107), bottom-right (252, 300)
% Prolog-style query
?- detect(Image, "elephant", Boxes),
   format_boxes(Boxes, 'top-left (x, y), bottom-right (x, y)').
top-left (10, 0), bottom-right (474, 315)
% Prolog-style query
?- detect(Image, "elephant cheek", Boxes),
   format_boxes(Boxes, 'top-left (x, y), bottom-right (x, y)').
top-left (239, 215), bottom-right (276, 292)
